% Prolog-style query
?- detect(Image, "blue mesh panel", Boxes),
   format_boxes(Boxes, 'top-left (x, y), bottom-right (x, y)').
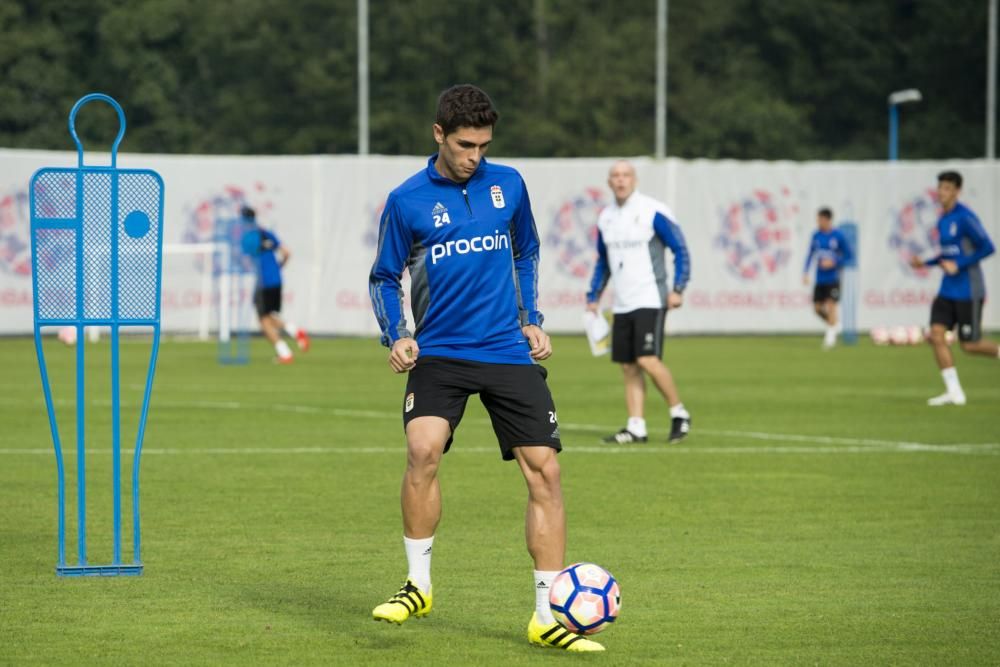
top-left (82, 172), bottom-right (112, 319)
top-left (34, 228), bottom-right (77, 320)
top-left (32, 171), bottom-right (77, 219)
top-left (117, 172), bottom-right (161, 321)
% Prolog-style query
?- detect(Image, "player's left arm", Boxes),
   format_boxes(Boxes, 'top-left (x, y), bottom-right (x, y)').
top-left (955, 213), bottom-right (996, 269)
top-left (264, 231), bottom-right (289, 267)
top-left (653, 211), bottom-right (690, 306)
top-left (510, 178), bottom-right (550, 359)
top-left (510, 178), bottom-right (544, 329)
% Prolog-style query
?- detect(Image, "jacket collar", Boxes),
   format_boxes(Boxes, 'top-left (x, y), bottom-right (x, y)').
top-left (426, 153), bottom-right (487, 186)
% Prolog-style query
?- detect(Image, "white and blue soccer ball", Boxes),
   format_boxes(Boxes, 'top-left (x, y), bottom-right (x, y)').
top-left (549, 562), bottom-right (621, 635)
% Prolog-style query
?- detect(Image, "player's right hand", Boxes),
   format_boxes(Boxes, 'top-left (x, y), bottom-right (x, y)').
top-left (909, 255), bottom-right (924, 269)
top-left (585, 301), bottom-right (599, 313)
top-left (389, 337), bottom-right (419, 373)
top-left (801, 274), bottom-right (810, 286)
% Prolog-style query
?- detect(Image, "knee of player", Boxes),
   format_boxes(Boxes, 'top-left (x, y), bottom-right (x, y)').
top-left (635, 355), bottom-right (664, 372)
top-left (523, 452), bottom-right (562, 487)
top-left (406, 441), bottom-right (444, 471)
top-left (620, 361), bottom-right (642, 375)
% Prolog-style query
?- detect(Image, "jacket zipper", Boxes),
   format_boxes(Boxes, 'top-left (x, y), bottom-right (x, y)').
top-left (461, 188), bottom-right (474, 216)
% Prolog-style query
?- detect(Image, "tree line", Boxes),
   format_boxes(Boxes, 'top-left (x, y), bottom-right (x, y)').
top-left (0, 0), bottom-right (991, 160)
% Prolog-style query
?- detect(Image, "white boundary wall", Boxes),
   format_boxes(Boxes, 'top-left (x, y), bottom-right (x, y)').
top-left (1, 149), bottom-right (997, 335)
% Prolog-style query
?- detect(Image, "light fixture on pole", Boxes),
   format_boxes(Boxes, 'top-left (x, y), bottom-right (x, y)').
top-left (887, 88), bottom-right (922, 161)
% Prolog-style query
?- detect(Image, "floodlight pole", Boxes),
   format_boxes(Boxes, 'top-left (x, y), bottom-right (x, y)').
top-left (887, 88), bottom-right (922, 161)
top-left (988, 0), bottom-right (997, 158)
top-left (358, 0), bottom-right (369, 155)
top-left (655, 0), bottom-right (668, 159)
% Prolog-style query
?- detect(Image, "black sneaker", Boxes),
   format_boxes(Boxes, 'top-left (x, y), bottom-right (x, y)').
top-left (669, 416), bottom-right (691, 443)
top-left (602, 428), bottom-right (648, 444)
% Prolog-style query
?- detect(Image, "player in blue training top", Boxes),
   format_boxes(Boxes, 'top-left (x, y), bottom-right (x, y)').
top-left (238, 206), bottom-right (309, 364)
top-left (368, 85), bottom-right (603, 652)
top-left (802, 207), bottom-right (854, 349)
top-left (910, 171), bottom-right (998, 406)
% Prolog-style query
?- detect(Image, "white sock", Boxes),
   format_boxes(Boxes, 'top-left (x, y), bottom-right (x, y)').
top-left (941, 367), bottom-right (964, 397)
top-left (284, 322), bottom-right (300, 337)
top-left (626, 416), bottom-right (647, 437)
top-left (825, 325), bottom-right (837, 343)
top-left (534, 570), bottom-right (559, 624)
top-left (275, 340), bottom-right (292, 358)
top-left (404, 536), bottom-right (434, 592)
top-left (670, 403), bottom-right (689, 419)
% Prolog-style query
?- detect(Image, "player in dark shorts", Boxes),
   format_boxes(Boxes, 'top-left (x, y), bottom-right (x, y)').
top-left (239, 206), bottom-right (309, 364)
top-left (367, 85), bottom-right (603, 651)
top-left (586, 160), bottom-right (692, 445)
top-left (802, 207), bottom-right (852, 349)
top-left (910, 171), bottom-right (997, 406)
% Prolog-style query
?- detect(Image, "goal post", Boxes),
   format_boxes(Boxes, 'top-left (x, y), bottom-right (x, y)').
top-left (838, 222), bottom-right (859, 345)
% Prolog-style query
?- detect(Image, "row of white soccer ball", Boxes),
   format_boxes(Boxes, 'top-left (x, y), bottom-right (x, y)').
top-left (869, 325), bottom-right (955, 347)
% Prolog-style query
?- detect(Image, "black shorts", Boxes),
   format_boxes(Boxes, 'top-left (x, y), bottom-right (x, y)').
top-left (813, 282), bottom-right (840, 303)
top-left (611, 308), bottom-right (665, 363)
top-left (402, 356), bottom-right (562, 461)
top-left (254, 286), bottom-right (282, 317)
top-left (930, 296), bottom-right (983, 342)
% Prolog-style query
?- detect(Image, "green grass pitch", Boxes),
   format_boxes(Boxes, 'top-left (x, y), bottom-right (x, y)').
top-left (1, 334), bottom-right (998, 665)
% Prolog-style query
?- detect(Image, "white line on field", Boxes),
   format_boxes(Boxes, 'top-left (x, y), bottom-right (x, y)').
top-left (1, 397), bottom-right (997, 455)
top-left (0, 444), bottom-right (997, 456)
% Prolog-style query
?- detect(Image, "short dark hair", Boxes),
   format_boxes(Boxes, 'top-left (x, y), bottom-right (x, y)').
top-left (240, 205), bottom-right (256, 220)
top-left (435, 84), bottom-right (499, 136)
top-left (818, 207), bottom-right (833, 220)
top-left (937, 170), bottom-right (962, 188)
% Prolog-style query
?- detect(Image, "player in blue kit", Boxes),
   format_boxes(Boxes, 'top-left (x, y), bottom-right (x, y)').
top-left (802, 207), bottom-right (853, 349)
top-left (910, 171), bottom-right (998, 406)
top-left (239, 206), bottom-right (309, 363)
top-left (368, 85), bottom-right (603, 652)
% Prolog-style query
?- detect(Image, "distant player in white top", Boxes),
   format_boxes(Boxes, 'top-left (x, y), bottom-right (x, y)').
top-left (586, 160), bottom-right (692, 444)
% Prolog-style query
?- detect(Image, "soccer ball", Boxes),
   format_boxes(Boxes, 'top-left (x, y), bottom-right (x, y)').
top-left (870, 326), bottom-right (890, 346)
top-left (889, 325), bottom-right (909, 346)
top-left (57, 326), bottom-right (77, 346)
top-left (549, 562), bottom-right (620, 635)
top-left (906, 325), bottom-right (923, 345)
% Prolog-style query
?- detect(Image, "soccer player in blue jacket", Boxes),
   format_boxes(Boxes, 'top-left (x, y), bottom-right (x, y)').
top-left (910, 171), bottom-right (998, 406)
top-left (239, 206), bottom-right (309, 363)
top-left (368, 85), bottom-right (603, 652)
top-left (802, 207), bottom-right (853, 349)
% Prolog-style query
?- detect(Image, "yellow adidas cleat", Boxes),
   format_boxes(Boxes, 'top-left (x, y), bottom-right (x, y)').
top-left (372, 580), bottom-right (432, 624)
top-left (527, 612), bottom-right (605, 652)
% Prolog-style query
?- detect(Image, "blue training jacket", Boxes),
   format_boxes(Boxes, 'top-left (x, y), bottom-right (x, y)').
top-left (257, 229), bottom-right (283, 288)
top-left (369, 155), bottom-right (543, 364)
top-left (803, 228), bottom-right (853, 286)
top-left (925, 202), bottom-right (995, 301)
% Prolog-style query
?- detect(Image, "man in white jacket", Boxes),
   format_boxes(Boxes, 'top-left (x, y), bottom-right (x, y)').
top-left (586, 160), bottom-right (692, 444)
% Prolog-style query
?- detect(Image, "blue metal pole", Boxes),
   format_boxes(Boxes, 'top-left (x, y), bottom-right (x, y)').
top-left (74, 171), bottom-right (87, 567)
top-left (888, 104), bottom-right (899, 161)
top-left (110, 169), bottom-right (122, 566)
